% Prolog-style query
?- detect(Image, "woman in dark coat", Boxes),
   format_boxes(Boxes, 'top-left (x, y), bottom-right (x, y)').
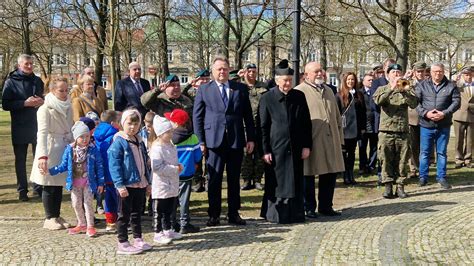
top-left (259, 60), bottom-right (312, 224)
top-left (336, 72), bottom-right (366, 185)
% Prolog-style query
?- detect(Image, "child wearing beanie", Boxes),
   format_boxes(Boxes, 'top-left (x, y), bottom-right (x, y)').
top-left (150, 115), bottom-right (183, 244)
top-left (107, 108), bottom-right (152, 255)
top-left (49, 121), bottom-right (105, 237)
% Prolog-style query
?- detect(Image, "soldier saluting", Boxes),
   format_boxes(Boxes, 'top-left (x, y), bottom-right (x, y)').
top-left (373, 64), bottom-right (418, 199)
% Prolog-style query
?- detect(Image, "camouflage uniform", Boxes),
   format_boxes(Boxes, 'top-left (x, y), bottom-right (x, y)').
top-left (373, 84), bottom-right (418, 186)
top-left (241, 81), bottom-right (267, 186)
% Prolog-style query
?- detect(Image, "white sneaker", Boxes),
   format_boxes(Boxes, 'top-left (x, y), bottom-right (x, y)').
top-left (165, 229), bottom-right (183, 240)
top-left (153, 232), bottom-right (172, 244)
top-left (43, 218), bottom-right (63, 230)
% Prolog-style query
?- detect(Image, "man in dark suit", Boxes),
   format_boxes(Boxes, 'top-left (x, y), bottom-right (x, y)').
top-left (114, 62), bottom-right (151, 118)
top-left (2, 54), bottom-right (44, 201)
top-left (193, 56), bottom-right (255, 226)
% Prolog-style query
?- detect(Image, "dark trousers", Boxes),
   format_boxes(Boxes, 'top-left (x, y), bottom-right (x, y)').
top-left (304, 173), bottom-right (337, 213)
top-left (358, 133), bottom-right (378, 171)
top-left (117, 187), bottom-right (145, 243)
top-left (42, 186), bottom-right (63, 219)
top-left (409, 125), bottom-right (420, 172)
top-left (206, 139), bottom-right (244, 218)
top-left (153, 197), bottom-right (175, 232)
top-left (13, 143), bottom-right (41, 194)
top-left (343, 138), bottom-right (358, 174)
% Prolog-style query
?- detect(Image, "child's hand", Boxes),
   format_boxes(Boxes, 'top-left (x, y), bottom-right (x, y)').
top-left (178, 164), bottom-right (184, 174)
top-left (118, 187), bottom-right (129, 198)
top-left (97, 186), bottom-right (104, 194)
top-left (146, 185), bottom-right (151, 197)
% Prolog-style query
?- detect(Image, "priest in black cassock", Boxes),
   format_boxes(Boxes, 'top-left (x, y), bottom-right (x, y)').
top-left (259, 60), bottom-right (312, 224)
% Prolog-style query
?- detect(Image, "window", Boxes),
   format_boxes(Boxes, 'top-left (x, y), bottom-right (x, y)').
top-left (180, 48), bottom-right (188, 63)
top-left (0, 54), bottom-right (3, 69)
top-left (102, 57), bottom-right (109, 66)
top-left (287, 49), bottom-right (292, 61)
top-left (242, 52), bottom-right (249, 61)
top-left (168, 49), bottom-right (173, 62)
top-left (55, 53), bottom-right (67, 65)
top-left (85, 56), bottom-right (91, 66)
top-left (150, 52), bottom-right (157, 63)
top-left (417, 51), bottom-right (426, 62)
top-left (438, 50), bottom-right (447, 61)
top-left (180, 74), bottom-right (188, 84)
top-left (309, 51), bottom-right (317, 62)
top-left (259, 49), bottom-right (265, 61)
top-left (329, 73), bottom-right (337, 87)
top-left (373, 52), bottom-right (381, 63)
top-left (465, 49), bottom-right (473, 61)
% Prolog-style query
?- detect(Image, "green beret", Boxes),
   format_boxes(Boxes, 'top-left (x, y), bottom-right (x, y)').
top-left (166, 74), bottom-right (179, 83)
top-left (229, 70), bottom-right (240, 80)
top-left (387, 64), bottom-right (402, 73)
top-left (196, 69), bottom-right (210, 78)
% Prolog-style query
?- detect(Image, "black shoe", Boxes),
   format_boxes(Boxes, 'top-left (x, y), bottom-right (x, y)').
top-left (19, 192), bottom-right (29, 202)
top-left (383, 183), bottom-right (394, 199)
top-left (206, 217), bottom-right (220, 226)
top-left (419, 179), bottom-right (428, 187)
top-left (318, 209), bottom-right (341, 216)
top-left (343, 172), bottom-right (351, 185)
top-left (305, 211), bottom-right (318, 219)
top-left (180, 224), bottom-right (200, 234)
top-left (438, 179), bottom-right (452, 190)
top-left (349, 170), bottom-right (357, 185)
top-left (192, 183), bottom-right (205, 193)
top-left (254, 182), bottom-right (264, 191)
top-left (396, 185), bottom-right (408, 199)
top-left (241, 181), bottom-right (255, 191)
top-left (228, 214), bottom-right (246, 225)
top-left (173, 222), bottom-right (181, 232)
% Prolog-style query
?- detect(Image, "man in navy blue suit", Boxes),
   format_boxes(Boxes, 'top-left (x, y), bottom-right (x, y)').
top-left (114, 62), bottom-right (151, 118)
top-left (193, 56), bottom-right (255, 226)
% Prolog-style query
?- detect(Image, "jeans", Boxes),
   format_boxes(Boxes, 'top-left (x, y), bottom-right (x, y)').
top-left (419, 127), bottom-right (450, 181)
top-left (179, 180), bottom-right (192, 227)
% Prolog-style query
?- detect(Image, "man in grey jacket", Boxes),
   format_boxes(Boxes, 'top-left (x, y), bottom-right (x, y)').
top-left (415, 62), bottom-right (460, 189)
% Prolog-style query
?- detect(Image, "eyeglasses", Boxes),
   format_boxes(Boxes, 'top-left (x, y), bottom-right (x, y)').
top-left (132, 68), bottom-right (141, 71)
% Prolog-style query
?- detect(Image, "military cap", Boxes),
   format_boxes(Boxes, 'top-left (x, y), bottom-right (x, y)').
top-left (246, 63), bottom-right (257, 69)
top-left (195, 69), bottom-right (210, 78)
top-left (412, 62), bottom-right (427, 70)
top-left (460, 66), bottom-right (473, 74)
top-left (372, 64), bottom-right (383, 71)
top-left (387, 63), bottom-right (402, 73)
top-left (165, 74), bottom-right (179, 83)
top-left (275, 59), bottom-right (294, 75)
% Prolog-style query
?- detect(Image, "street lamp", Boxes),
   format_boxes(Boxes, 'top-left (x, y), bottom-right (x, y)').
top-left (254, 33), bottom-right (263, 81)
top-left (292, 0), bottom-right (301, 88)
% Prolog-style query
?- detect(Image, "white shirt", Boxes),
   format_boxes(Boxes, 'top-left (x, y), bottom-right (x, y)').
top-left (215, 81), bottom-right (230, 99)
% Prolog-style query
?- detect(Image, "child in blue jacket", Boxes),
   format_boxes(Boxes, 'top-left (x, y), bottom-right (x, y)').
top-left (49, 121), bottom-right (104, 237)
top-left (93, 110), bottom-right (120, 232)
top-left (165, 109), bottom-right (202, 234)
top-left (108, 109), bottom-right (152, 255)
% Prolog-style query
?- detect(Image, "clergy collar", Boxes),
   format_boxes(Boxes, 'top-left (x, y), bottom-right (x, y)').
top-left (274, 87), bottom-right (290, 101)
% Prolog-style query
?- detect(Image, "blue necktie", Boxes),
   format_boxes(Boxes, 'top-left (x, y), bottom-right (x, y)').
top-left (220, 84), bottom-right (228, 108)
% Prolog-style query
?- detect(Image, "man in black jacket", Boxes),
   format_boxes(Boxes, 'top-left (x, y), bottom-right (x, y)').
top-left (2, 54), bottom-right (44, 201)
top-left (416, 62), bottom-right (460, 189)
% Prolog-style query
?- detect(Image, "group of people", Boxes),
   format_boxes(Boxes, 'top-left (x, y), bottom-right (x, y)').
top-left (2, 52), bottom-right (472, 255)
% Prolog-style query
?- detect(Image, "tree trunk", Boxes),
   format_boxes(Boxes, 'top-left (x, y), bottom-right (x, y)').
top-left (222, 0), bottom-right (231, 58)
top-left (270, 0), bottom-right (277, 77)
top-left (158, 0), bottom-right (169, 78)
top-left (95, 0), bottom-right (108, 85)
top-left (21, 0), bottom-right (32, 55)
top-left (395, 0), bottom-right (410, 70)
top-left (320, 0), bottom-right (328, 69)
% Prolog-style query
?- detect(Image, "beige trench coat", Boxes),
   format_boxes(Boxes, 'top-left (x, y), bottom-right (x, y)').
top-left (294, 82), bottom-right (345, 176)
top-left (30, 96), bottom-right (74, 186)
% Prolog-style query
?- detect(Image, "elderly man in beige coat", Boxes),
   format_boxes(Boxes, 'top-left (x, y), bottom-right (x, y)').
top-left (294, 62), bottom-right (345, 217)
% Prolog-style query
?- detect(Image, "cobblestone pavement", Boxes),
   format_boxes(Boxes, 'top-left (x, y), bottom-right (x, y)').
top-left (0, 185), bottom-right (472, 265)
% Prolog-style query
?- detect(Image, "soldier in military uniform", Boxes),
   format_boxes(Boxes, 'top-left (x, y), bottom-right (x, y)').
top-left (240, 63), bottom-right (268, 191)
top-left (373, 64), bottom-right (418, 199)
top-left (183, 69), bottom-right (211, 193)
top-left (141, 74), bottom-right (194, 128)
top-left (406, 62), bottom-right (427, 178)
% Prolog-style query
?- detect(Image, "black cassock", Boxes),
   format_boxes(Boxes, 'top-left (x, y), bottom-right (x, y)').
top-left (258, 87), bottom-right (312, 224)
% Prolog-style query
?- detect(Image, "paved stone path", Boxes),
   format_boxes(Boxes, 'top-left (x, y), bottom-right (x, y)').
top-left (0, 185), bottom-right (472, 264)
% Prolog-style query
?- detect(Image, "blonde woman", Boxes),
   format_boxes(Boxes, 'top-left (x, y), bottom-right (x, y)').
top-left (30, 77), bottom-right (74, 230)
top-left (72, 75), bottom-right (105, 122)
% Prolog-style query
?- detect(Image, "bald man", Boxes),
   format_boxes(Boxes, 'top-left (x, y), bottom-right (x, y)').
top-left (294, 62), bottom-right (345, 217)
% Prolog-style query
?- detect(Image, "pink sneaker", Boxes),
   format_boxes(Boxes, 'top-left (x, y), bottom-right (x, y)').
top-left (165, 230), bottom-right (183, 240)
top-left (117, 241), bottom-right (143, 255)
top-left (153, 232), bottom-right (172, 244)
top-left (68, 225), bottom-right (87, 235)
top-left (134, 238), bottom-right (152, 251)
top-left (86, 227), bottom-right (97, 237)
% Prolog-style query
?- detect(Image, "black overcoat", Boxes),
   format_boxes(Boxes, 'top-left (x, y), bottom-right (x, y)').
top-left (259, 87), bottom-right (312, 199)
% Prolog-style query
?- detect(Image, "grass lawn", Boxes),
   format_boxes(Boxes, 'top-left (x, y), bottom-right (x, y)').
top-left (0, 109), bottom-right (473, 220)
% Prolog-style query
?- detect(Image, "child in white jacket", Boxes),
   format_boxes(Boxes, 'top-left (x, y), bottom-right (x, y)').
top-left (150, 115), bottom-right (183, 244)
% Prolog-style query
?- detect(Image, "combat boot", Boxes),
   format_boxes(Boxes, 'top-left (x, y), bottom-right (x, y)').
top-left (383, 183), bottom-right (394, 199)
top-left (396, 184), bottom-right (408, 199)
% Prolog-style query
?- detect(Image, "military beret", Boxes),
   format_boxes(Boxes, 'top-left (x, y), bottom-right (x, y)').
top-left (165, 74), bottom-right (179, 83)
top-left (412, 62), bottom-right (427, 70)
top-left (387, 64), bottom-right (402, 73)
top-left (460, 66), bottom-right (473, 74)
top-left (275, 59), bottom-right (294, 76)
top-left (229, 70), bottom-right (240, 80)
top-left (246, 63), bottom-right (257, 69)
top-left (195, 69), bottom-right (210, 78)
